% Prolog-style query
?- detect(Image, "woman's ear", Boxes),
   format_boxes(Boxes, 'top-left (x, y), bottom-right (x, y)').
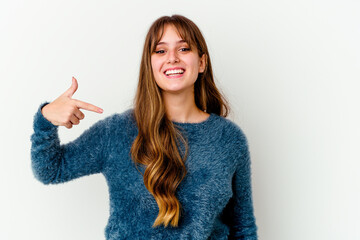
top-left (199, 53), bottom-right (207, 73)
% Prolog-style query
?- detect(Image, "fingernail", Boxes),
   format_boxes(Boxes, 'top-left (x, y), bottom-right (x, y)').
top-left (99, 109), bottom-right (103, 113)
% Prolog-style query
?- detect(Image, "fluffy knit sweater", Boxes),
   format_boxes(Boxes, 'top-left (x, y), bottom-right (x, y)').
top-left (30, 102), bottom-right (258, 240)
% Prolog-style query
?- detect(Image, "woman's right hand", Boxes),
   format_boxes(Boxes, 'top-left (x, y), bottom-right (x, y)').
top-left (41, 77), bottom-right (104, 129)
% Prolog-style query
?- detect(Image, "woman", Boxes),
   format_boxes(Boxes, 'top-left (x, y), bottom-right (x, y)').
top-left (31, 14), bottom-right (258, 240)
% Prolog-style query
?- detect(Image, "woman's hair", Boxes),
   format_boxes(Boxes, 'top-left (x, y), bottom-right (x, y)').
top-left (130, 14), bottom-right (230, 228)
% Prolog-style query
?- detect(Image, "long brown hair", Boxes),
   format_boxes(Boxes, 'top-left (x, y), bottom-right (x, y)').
top-left (130, 14), bottom-right (230, 228)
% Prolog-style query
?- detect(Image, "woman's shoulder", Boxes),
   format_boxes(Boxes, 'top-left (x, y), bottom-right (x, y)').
top-left (89, 108), bottom-right (135, 135)
top-left (214, 114), bottom-right (247, 136)
top-left (109, 108), bottom-right (134, 121)
top-left (100, 108), bottom-right (135, 127)
top-left (91, 108), bottom-right (137, 143)
top-left (213, 114), bottom-right (249, 147)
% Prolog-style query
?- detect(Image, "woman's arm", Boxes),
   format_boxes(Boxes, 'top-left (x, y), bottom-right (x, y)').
top-left (222, 131), bottom-right (258, 240)
top-left (30, 102), bottom-right (111, 184)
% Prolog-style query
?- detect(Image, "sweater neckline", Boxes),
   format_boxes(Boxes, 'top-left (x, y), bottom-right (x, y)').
top-left (171, 112), bottom-right (216, 129)
top-left (127, 110), bottom-right (219, 142)
top-left (170, 112), bottom-right (219, 143)
top-left (127, 109), bottom-right (218, 134)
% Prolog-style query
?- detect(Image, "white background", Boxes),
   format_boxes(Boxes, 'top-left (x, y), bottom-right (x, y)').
top-left (0, 0), bottom-right (359, 239)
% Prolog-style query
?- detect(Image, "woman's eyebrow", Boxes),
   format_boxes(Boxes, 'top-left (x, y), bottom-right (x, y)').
top-left (156, 40), bottom-right (187, 46)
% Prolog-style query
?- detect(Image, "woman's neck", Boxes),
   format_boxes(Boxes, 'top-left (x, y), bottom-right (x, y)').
top-left (162, 91), bottom-right (209, 123)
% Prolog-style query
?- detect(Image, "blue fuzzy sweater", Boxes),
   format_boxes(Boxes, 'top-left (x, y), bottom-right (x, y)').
top-left (30, 102), bottom-right (258, 240)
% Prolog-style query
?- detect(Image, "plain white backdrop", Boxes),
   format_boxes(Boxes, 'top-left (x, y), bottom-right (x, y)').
top-left (0, 0), bottom-right (359, 239)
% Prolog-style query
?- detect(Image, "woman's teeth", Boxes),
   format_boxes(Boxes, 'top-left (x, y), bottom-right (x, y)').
top-left (165, 69), bottom-right (184, 76)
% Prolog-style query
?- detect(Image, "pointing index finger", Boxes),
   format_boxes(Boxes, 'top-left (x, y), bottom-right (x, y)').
top-left (74, 99), bottom-right (103, 113)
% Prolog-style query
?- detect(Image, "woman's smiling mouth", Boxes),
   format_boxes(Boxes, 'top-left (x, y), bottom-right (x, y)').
top-left (164, 68), bottom-right (185, 77)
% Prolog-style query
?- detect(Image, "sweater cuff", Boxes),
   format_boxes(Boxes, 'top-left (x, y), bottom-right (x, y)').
top-left (33, 101), bottom-right (58, 131)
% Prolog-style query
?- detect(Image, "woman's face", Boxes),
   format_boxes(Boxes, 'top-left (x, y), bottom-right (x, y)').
top-left (151, 24), bottom-right (206, 95)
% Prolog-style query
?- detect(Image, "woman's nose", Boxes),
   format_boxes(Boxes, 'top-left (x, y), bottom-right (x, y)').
top-left (167, 50), bottom-right (179, 63)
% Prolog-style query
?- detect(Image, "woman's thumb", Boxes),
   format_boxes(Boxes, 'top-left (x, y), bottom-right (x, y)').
top-left (64, 76), bottom-right (78, 98)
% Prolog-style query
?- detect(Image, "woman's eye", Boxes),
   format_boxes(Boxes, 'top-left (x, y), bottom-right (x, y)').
top-left (154, 48), bottom-right (190, 54)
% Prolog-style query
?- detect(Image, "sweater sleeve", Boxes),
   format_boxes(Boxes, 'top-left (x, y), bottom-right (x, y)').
top-left (223, 131), bottom-right (258, 240)
top-left (30, 102), bottom-right (110, 184)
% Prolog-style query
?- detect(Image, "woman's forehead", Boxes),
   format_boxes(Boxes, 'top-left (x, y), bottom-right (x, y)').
top-left (156, 25), bottom-right (181, 41)
top-left (155, 24), bottom-right (192, 43)
top-left (156, 39), bottom-right (188, 47)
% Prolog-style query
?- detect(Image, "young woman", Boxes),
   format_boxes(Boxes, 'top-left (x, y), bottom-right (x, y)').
top-left (31, 14), bottom-right (258, 240)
